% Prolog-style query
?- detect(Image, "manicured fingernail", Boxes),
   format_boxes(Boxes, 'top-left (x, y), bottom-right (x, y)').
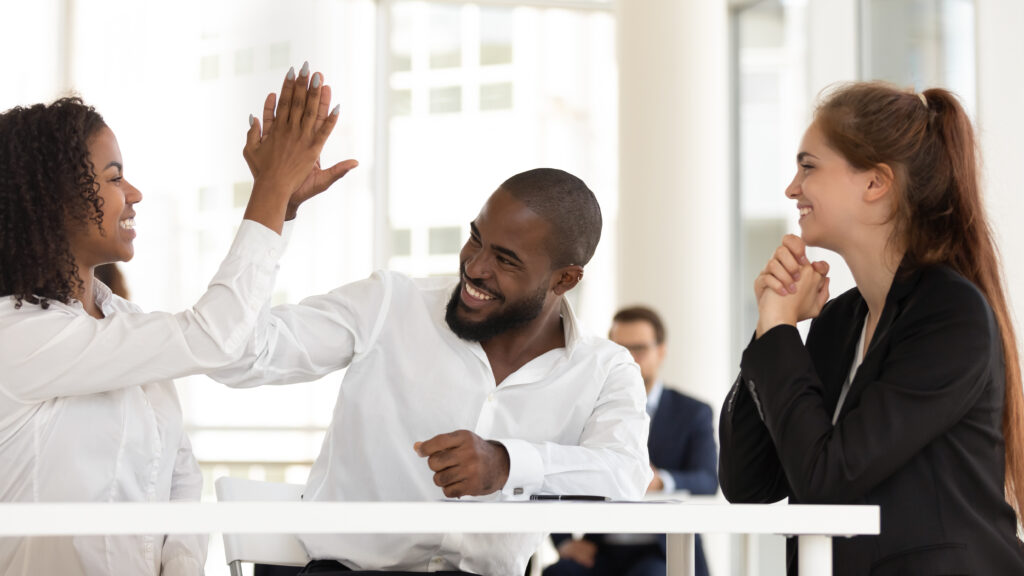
top-left (330, 104), bottom-right (340, 116)
top-left (800, 256), bottom-right (810, 265)
top-left (789, 284), bottom-right (798, 293)
top-left (300, 61), bottom-right (310, 77)
top-left (286, 66), bottom-right (295, 81)
top-left (311, 73), bottom-right (321, 89)
top-left (793, 271), bottom-right (800, 281)
top-left (248, 114), bottom-right (255, 127)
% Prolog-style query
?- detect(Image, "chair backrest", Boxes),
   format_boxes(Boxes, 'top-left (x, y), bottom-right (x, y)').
top-left (214, 476), bottom-right (309, 574)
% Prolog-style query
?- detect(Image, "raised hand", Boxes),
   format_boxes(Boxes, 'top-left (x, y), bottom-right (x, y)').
top-left (414, 430), bottom-right (510, 498)
top-left (246, 64), bottom-right (358, 221)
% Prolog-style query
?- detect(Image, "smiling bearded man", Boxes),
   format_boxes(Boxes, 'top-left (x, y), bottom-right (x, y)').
top-left (212, 167), bottom-right (652, 576)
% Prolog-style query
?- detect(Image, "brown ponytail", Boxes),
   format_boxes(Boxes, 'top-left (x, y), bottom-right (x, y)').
top-left (814, 82), bottom-right (1024, 521)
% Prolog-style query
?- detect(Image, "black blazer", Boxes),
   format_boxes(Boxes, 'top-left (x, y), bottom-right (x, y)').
top-left (719, 264), bottom-right (1024, 575)
top-left (552, 388), bottom-right (717, 576)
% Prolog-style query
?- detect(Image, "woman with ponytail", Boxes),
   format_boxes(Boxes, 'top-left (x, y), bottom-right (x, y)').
top-left (719, 82), bottom-right (1024, 575)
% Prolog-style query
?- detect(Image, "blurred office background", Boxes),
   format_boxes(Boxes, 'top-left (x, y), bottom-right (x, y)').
top-left (2, 0), bottom-right (1022, 574)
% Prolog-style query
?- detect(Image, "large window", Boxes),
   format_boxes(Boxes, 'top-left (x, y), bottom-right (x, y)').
top-left (733, 0), bottom-right (976, 350)
top-left (383, 1), bottom-right (618, 330)
top-left (2, 5), bottom-right (616, 573)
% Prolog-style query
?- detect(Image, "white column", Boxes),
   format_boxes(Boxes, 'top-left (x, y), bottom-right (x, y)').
top-left (797, 535), bottom-right (833, 575)
top-left (616, 0), bottom-right (731, 406)
top-left (665, 533), bottom-right (696, 576)
top-left (977, 0), bottom-right (1024, 342)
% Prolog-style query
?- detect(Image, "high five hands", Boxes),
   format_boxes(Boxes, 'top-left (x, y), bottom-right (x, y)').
top-left (414, 430), bottom-right (511, 498)
top-left (244, 62), bottom-right (359, 224)
top-left (754, 234), bottom-right (830, 338)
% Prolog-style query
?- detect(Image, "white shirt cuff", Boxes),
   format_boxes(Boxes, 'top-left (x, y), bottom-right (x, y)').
top-left (657, 468), bottom-right (676, 493)
top-left (494, 438), bottom-right (543, 499)
top-left (233, 219), bottom-right (286, 263)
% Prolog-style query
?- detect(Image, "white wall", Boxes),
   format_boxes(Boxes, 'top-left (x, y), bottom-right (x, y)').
top-left (977, 0), bottom-right (1024, 345)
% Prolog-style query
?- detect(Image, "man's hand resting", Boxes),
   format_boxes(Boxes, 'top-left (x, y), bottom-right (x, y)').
top-left (414, 430), bottom-right (510, 498)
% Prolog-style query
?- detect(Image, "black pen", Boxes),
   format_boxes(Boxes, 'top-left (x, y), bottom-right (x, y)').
top-left (529, 494), bottom-right (611, 501)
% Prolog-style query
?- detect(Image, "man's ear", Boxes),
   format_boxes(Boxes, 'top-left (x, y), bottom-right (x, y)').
top-left (552, 265), bottom-right (584, 295)
top-left (864, 163), bottom-right (894, 203)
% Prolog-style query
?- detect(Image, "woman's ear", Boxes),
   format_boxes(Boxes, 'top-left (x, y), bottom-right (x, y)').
top-left (552, 265), bottom-right (584, 295)
top-left (865, 163), bottom-right (895, 203)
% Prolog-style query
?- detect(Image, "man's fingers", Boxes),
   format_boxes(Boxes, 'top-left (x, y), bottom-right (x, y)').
top-left (434, 466), bottom-right (465, 489)
top-left (426, 448), bottom-right (458, 473)
top-left (417, 430), bottom-right (469, 457)
top-left (441, 480), bottom-right (469, 499)
top-left (262, 93), bottom-right (276, 139)
top-left (321, 159), bottom-right (360, 188)
top-left (812, 260), bottom-right (830, 276)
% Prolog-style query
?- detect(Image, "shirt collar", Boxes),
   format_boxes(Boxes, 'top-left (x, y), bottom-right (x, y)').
top-left (93, 278), bottom-right (117, 316)
top-left (559, 295), bottom-right (582, 358)
top-left (646, 378), bottom-right (664, 417)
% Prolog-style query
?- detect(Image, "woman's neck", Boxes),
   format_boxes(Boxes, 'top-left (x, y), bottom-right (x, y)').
top-left (74, 267), bottom-right (103, 319)
top-left (842, 236), bottom-right (904, 319)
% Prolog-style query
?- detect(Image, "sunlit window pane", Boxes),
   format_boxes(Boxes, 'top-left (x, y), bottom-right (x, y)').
top-left (480, 82), bottom-right (513, 110)
top-left (428, 226), bottom-right (462, 255)
top-left (429, 4), bottom-right (462, 69)
top-left (480, 7), bottom-right (514, 65)
top-left (430, 86), bottom-right (462, 113)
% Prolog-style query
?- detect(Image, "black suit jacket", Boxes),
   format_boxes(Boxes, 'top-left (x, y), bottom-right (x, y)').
top-left (649, 388), bottom-right (718, 496)
top-left (552, 388), bottom-right (718, 576)
top-left (719, 264), bottom-right (1024, 575)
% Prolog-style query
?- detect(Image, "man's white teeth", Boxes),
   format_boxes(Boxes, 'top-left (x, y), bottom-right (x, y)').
top-left (119, 218), bottom-right (135, 230)
top-left (465, 283), bottom-right (494, 301)
top-left (799, 207), bottom-right (812, 217)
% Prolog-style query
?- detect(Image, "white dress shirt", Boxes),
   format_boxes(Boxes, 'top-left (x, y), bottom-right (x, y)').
top-left (0, 221), bottom-right (284, 576)
top-left (212, 270), bottom-right (652, 576)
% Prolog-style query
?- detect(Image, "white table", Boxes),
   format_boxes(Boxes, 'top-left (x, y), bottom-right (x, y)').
top-left (0, 501), bottom-right (877, 575)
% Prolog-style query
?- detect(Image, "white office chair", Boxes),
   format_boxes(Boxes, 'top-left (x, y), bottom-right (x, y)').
top-left (215, 476), bottom-right (309, 576)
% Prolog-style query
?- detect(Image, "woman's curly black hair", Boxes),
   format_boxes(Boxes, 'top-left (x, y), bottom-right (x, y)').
top-left (0, 97), bottom-right (107, 309)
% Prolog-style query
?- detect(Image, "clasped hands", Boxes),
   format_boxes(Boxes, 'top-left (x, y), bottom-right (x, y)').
top-left (755, 234), bottom-right (830, 338)
top-left (414, 430), bottom-right (511, 498)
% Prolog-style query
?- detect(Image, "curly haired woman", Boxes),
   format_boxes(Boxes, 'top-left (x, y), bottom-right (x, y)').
top-left (0, 63), bottom-right (356, 575)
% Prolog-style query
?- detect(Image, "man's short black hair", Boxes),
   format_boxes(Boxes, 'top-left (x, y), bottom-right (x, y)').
top-left (612, 306), bottom-right (666, 345)
top-left (499, 168), bottom-right (602, 268)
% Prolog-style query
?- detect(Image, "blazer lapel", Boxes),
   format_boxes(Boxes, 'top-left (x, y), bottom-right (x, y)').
top-left (821, 297), bottom-right (868, 414)
top-left (648, 392), bottom-right (673, 454)
top-left (834, 261), bottom-right (924, 421)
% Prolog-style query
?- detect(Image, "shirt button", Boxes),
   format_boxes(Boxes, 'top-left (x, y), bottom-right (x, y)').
top-left (487, 393), bottom-right (495, 403)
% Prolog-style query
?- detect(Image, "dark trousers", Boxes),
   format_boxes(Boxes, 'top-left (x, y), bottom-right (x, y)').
top-left (542, 538), bottom-right (709, 576)
top-left (256, 559), bottom-right (483, 576)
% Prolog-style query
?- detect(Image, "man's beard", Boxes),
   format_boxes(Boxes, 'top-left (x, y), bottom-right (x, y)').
top-left (444, 277), bottom-right (548, 342)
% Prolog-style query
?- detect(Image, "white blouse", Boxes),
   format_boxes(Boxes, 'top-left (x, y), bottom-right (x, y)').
top-left (0, 221), bottom-right (284, 576)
